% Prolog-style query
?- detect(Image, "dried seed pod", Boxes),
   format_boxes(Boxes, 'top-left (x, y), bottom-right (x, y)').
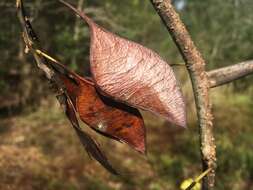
top-left (60, 0), bottom-right (186, 127)
top-left (51, 58), bottom-right (146, 154)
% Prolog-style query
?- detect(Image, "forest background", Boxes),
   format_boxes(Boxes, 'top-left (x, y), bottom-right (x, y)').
top-left (0, 0), bottom-right (252, 189)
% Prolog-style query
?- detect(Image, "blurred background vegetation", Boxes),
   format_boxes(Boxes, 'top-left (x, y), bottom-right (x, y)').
top-left (0, 0), bottom-right (253, 189)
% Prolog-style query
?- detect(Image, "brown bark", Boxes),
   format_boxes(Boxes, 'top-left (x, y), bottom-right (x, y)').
top-left (150, 0), bottom-right (216, 189)
top-left (208, 60), bottom-right (253, 88)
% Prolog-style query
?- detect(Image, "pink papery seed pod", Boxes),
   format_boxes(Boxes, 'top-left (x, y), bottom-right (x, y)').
top-left (60, 0), bottom-right (187, 128)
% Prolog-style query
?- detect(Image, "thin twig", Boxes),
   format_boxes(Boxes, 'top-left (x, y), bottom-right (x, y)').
top-left (185, 168), bottom-right (212, 190)
top-left (208, 60), bottom-right (253, 88)
top-left (150, 1), bottom-right (216, 189)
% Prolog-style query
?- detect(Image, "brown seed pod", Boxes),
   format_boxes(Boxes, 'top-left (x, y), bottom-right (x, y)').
top-left (60, 0), bottom-right (187, 127)
top-left (51, 58), bottom-right (146, 154)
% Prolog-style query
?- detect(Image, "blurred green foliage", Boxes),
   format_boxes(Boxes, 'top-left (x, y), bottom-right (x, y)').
top-left (0, 0), bottom-right (253, 190)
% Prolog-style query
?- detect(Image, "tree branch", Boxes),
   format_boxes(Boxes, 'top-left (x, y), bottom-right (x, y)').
top-left (208, 60), bottom-right (253, 88)
top-left (150, 1), bottom-right (216, 189)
